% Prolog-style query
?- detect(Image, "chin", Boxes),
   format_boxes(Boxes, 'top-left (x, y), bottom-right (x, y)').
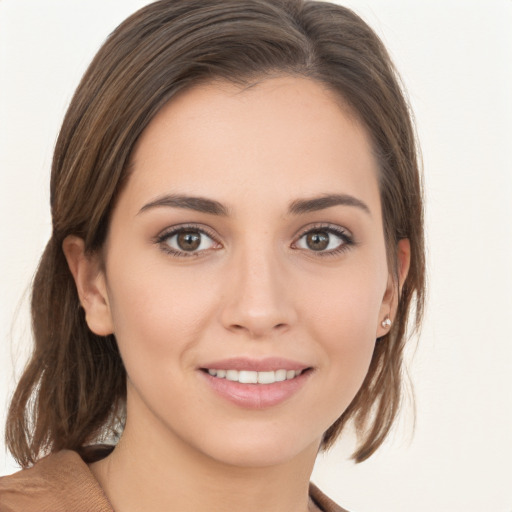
top-left (189, 427), bottom-right (321, 469)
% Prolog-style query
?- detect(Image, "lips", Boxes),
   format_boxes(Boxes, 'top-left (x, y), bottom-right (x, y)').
top-left (199, 358), bottom-right (312, 409)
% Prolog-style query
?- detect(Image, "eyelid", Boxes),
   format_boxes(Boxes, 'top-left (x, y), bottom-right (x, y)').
top-left (291, 222), bottom-right (355, 255)
top-left (293, 222), bottom-right (354, 240)
top-left (154, 223), bottom-right (222, 257)
top-left (153, 222), bottom-right (354, 258)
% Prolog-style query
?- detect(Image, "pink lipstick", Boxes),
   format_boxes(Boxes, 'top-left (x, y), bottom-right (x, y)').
top-left (199, 357), bottom-right (312, 409)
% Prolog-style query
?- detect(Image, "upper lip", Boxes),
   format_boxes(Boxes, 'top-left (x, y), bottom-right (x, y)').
top-left (199, 357), bottom-right (310, 372)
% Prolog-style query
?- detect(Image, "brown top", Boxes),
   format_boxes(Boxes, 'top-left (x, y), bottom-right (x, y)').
top-left (0, 450), bottom-right (348, 512)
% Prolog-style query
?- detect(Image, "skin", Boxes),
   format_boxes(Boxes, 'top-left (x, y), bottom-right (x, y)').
top-left (64, 76), bottom-right (410, 512)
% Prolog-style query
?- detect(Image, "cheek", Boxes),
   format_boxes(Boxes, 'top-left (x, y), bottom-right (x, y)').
top-left (304, 263), bottom-right (385, 343)
top-left (104, 254), bottom-right (220, 368)
top-left (300, 260), bottom-right (386, 399)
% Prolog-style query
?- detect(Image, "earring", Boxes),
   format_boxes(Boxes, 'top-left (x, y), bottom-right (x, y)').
top-left (381, 316), bottom-right (392, 329)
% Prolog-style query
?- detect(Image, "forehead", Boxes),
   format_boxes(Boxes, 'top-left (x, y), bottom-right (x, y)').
top-left (124, 76), bottom-right (381, 216)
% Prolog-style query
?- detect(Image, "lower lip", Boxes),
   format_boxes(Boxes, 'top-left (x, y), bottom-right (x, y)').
top-left (200, 371), bottom-right (310, 409)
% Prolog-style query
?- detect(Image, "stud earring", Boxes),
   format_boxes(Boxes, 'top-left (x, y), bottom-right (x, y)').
top-left (381, 316), bottom-right (392, 329)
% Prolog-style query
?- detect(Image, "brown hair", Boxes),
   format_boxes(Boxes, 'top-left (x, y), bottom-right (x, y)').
top-left (6, 0), bottom-right (425, 467)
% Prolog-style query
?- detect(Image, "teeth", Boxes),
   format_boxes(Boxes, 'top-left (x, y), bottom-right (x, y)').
top-left (275, 369), bottom-right (287, 382)
top-left (206, 368), bottom-right (303, 384)
top-left (257, 371), bottom-right (275, 384)
top-left (239, 370), bottom-right (258, 384)
top-left (226, 369), bottom-right (238, 381)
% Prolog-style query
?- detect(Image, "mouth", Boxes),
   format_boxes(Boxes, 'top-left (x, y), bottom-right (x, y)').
top-left (201, 368), bottom-right (307, 384)
top-left (198, 357), bottom-right (313, 408)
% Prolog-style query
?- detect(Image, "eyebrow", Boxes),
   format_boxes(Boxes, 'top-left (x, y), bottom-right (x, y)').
top-left (138, 194), bottom-right (229, 216)
top-left (288, 194), bottom-right (371, 216)
top-left (138, 192), bottom-right (370, 217)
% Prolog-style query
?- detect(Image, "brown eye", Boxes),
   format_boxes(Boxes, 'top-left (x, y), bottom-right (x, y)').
top-left (177, 230), bottom-right (201, 251)
top-left (159, 227), bottom-right (217, 255)
top-left (295, 226), bottom-right (351, 254)
top-left (305, 231), bottom-right (329, 251)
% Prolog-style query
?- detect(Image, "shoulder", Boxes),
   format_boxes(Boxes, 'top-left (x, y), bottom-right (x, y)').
top-left (0, 450), bottom-right (113, 512)
top-left (309, 482), bottom-right (351, 512)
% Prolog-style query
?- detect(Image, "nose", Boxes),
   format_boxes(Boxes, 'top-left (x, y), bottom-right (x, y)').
top-left (220, 244), bottom-right (297, 339)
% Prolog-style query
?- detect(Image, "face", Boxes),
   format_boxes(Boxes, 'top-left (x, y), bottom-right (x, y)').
top-left (75, 76), bottom-right (398, 468)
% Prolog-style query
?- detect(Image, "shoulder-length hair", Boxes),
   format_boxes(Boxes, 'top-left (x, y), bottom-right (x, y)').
top-left (6, 0), bottom-right (425, 467)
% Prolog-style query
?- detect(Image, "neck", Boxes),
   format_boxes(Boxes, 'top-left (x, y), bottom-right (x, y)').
top-left (89, 399), bottom-right (321, 512)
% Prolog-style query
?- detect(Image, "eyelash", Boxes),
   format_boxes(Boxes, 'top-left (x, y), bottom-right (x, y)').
top-left (292, 223), bottom-right (355, 258)
top-left (154, 223), bottom-right (355, 258)
top-left (154, 224), bottom-right (220, 258)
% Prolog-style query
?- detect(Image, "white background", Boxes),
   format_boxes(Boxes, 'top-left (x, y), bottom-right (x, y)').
top-left (1, 1), bottom-right (511, 511)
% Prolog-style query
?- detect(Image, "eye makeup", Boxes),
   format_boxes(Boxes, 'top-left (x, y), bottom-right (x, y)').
top-left (292, 223), bottom-right (355, 258)
top-left (154, 223), bottom-right (222, 257)
top-left (153, 220), bottom-right (355, 260)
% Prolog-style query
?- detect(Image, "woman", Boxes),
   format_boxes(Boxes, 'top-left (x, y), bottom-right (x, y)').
top-left (0, 0), bottom-right (424, 511)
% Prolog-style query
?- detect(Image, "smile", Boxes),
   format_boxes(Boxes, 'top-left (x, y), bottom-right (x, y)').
top-left (199, 358), bottom-right (312, 408)
top-left (205, 368), bottom-right (303, 384)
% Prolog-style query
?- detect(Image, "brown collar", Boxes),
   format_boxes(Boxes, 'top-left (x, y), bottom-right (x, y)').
top-left (1, 450), bottom-right (348, 512)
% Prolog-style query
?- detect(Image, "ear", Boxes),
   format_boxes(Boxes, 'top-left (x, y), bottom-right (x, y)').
top-left (376, 238), bottom-right (411, 338)
top-left (62, 235), bottom-right (114, 336)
